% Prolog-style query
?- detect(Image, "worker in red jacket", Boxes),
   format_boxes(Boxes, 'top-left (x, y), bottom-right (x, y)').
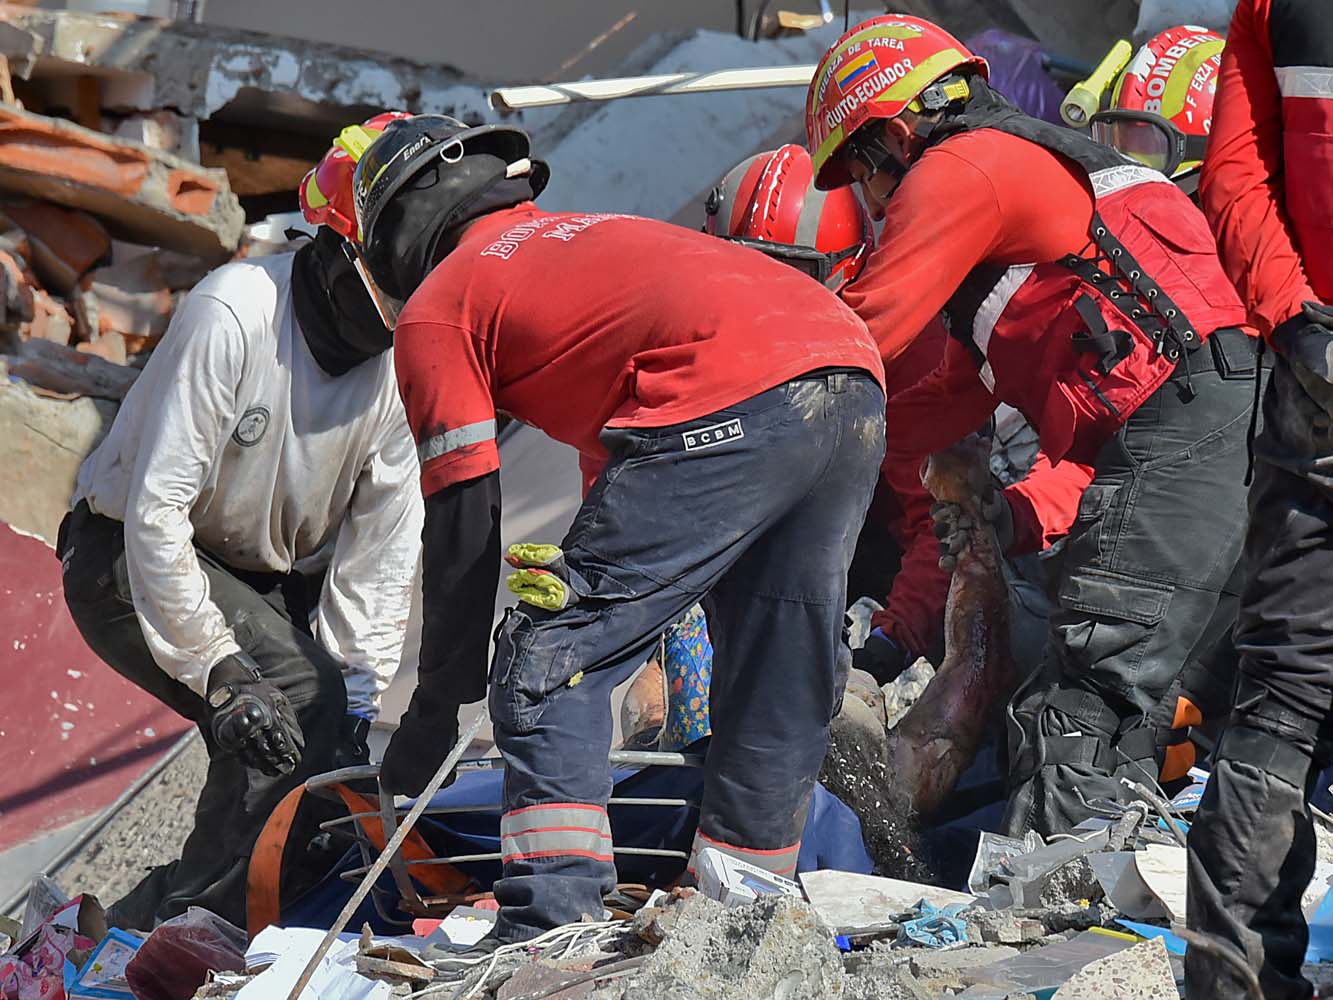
top-left (806, 15), bottom-right (1263, 836)
top-left (704, 142), bottom-right (1081, 681)
top-left (1185, 1), bottom-right (1333, 995)
top-left (344, 115), bottom-right (886, 945)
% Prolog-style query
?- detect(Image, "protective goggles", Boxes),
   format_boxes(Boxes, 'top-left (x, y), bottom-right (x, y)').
top-left (722, 236), bottom-right (865, 289)
top-left (1089, 110), bottom-right (1208, 178)
top-left (840, 129), bottom-right (908, 185)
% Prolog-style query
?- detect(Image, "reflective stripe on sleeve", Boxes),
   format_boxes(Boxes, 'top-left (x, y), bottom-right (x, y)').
top-left (686, 829), bottom-right (801, 878)
top-left (417, 418), bottom-right (497, 465)
top-left (500, 802), bottom-right (613, 864)
top-left (1277, 66), bottom-right (1333, 100)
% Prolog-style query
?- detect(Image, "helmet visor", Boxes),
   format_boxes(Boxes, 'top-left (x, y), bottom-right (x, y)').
top-left (343, 240), bottom-right (405, 330)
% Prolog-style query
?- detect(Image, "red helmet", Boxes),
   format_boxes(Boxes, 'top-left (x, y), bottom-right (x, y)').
top-left (704, 144), bottom-right (873, 293)
top-left (300, 111), bottom-right (412, 238)
top-left (806, 14), bottom-right (988, 190)
top-left (1092, 26), bottom-right (1224, 178)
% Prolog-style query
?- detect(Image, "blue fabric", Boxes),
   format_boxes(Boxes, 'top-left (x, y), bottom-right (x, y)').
top-left (280, 759), bottom-right (873, 931)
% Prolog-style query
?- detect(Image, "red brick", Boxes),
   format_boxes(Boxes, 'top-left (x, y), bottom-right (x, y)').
top-left (2, 200), bottom-right (111, 294)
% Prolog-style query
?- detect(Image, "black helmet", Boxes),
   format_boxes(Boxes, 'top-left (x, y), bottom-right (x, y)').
top-left (352, 114), bottom-right (549, 304)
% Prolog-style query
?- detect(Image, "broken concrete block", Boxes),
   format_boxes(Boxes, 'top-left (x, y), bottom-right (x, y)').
top-left (5, 336), bottom-right (138, 400)
top-left (883, 658), bottom-right (936, 729)
top-left (74, 251), bottom-right (200, 353)
top-left (25, 287), bottom-right (73, 346)
top-left (966, 910), bottom-right (1046, 946)
top-left (1, 199), bottom-right (110, 294)
top-left (616, 894), bottom-right (845, 1000)
top-left (0, 104), bottom-right (242, 261)
top-left (845, 668), bottom-right (888, 727)
top-left (0, 367), bottom-right (117, 544)
top-left (0, 245), bottom-right (34, 344)
top-left (105, 110), bottom-right (200, 163)
top-left (800, 871), bottom-right (973, 937)
top-left (1051, 937), bottom-right (1176, 999)
top-left (908, 945), bottom-right (1022, 993)
top-left (76, 330), bottom-right (126, 365)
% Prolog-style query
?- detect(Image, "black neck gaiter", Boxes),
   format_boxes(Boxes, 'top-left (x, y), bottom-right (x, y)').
top-left (291, 227), bottom-right (393, 377)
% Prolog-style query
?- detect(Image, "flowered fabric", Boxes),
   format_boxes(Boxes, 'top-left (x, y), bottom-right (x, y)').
top-left (661, 604), bottom-right (712, 751)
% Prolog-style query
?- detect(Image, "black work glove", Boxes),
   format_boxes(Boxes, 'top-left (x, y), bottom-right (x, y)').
top-left (205, 652), bottom-right (304, 777)
top-left (852, 627), bottom-right (912, 686)
top-left (1274, 301), bottom-right (1333, 417)
top-left (379, 686), bottom-right (461, 798)
top-left (333, 713), bottom-right (372, 770)
top-left (931, 485), bottom-right (1013, 572)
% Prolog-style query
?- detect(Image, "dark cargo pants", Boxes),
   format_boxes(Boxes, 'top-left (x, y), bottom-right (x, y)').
top-left (1003, 335), bottom-right (1263, 837)
top-left (1187, 356), bottom-right (1333, 1000)
top-left (57, 501), bottom-right (349, 931)
top-left (488, 371), bottom-right (884, 942)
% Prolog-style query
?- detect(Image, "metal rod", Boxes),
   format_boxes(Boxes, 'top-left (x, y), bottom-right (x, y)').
top-left (320, 794), bottom-right (695, 833)
top-left (491, 65), bottom-right (816, 111)
top-left (285, 712), bottom-right (487, 1000)
top-left (339, 845), bottom-right (689, 879)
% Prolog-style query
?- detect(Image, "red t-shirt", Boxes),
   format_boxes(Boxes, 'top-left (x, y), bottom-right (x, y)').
top-left (393, 205), bottom-right (885, 496)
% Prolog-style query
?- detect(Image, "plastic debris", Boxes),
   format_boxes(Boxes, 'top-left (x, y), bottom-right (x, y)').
top-left (901, 899), bottom-right (970, 948)
top-left (968, 830), bottom-right (1045, 894)
top-left (695, 847), bottom-right (803, 908)
top-left (69, 927), bottom-right (141, 999)
top-left (1306, 886), bottom-right (1333, 963)
top-left (1114, 919), bottom-right (1187, 956)
top-left (125, 907), bottom-right (246, 1000)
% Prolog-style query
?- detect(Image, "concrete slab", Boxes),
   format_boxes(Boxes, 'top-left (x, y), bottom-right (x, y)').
top-left (0, 104), bottom-right (242, 261)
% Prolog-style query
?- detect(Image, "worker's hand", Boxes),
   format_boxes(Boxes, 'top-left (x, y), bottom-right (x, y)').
top-left (205, 652), bottom-right (304, 777)
top-left (852, 627), bottom-right (912, 686)
top-left (505, 542), bottom-right (578, 611)
top-left (931, 486), bottom-right (1014, 571)
top-left (1275, 302), bottom-right (1333, 417)
top-left (333, 712), bottom-right (373, 770)
top-left (379, 687), bottom-right (461, 798)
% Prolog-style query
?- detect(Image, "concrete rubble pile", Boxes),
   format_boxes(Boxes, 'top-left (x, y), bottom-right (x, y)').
top-left (0, 46), bottom-right (245, 400)
top-left (110, 784), bottom-right (1326, 1000)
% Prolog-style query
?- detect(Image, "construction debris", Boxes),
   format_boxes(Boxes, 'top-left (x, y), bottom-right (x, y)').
top-left (0, 104), bottom-right (242, 262)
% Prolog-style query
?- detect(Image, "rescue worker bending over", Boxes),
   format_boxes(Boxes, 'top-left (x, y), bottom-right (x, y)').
top-left (1185, 1), bottom-right (1333, 996)
top-left (806, 15), bottom-right (1262, 836)
top-left (57, 113), bottom-right (421, 930)
top-left (348, 115), bottom-right (885, 945)
top-left (704, 143), bottom-right (1079, 679)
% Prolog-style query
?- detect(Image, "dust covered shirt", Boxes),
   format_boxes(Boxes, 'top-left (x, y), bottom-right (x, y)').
top-left (393, 204), bottom-right (884, 496)
top-left (74, 254), bottom-right (421, 715)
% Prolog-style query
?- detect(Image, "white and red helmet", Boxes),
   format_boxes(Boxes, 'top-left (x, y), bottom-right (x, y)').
top-left (1093, 26), bottom-right (1224, 178)
top-left (704, 143), bottom-right (873, 293)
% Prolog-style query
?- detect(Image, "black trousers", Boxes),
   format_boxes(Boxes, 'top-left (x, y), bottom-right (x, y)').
top-left (1187, 357), bottom-right (1333, 1000)
top-left (1003, 339), bottom-right (1263, 836)
top-left (57, 501), bottom-right (349, 930)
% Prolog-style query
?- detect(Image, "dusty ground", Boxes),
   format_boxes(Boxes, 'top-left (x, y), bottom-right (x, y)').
top-left (57, 734), bottom-right (205, 906)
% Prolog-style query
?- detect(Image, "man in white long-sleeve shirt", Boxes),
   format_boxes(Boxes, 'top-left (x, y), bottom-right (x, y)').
top-left (57, 212), bottom-right (422, 930)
